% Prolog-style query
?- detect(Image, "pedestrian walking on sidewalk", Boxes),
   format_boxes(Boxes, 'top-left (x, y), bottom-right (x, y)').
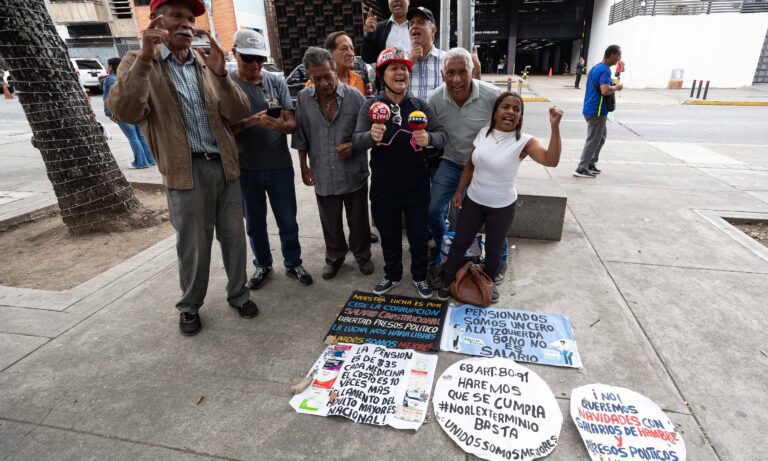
top-left (107, 0), bottom-right (259, 336)
top-left (574, 45), bottom-right (623, 178)
top-left (102, 57), bottom-right (155, 169)
top-left (229, 30), bottom-right (314, 290)
top-left (574, 56), bottom-right (585, 89)
top-left (293, 47), bottom-right (374, 280)
top-left (437, 93), bottom-right (563, 303)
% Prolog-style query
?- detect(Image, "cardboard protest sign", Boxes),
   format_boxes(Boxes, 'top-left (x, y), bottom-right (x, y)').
top-left (440, 304), bottom-right (582, 368)
top-left (289, 344), bottom-right (437, 430)
top-left (571, 384), bottom-right (686, 461)
top-left (327, 291), bottom-right (448, 351)
top-left (433, 358), bottom-right (562, 461)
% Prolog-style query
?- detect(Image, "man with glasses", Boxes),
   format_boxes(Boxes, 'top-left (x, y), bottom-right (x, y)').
top-left (293, 47), bottom-right (373, 280)
top-left (230, 29), bottom-right (314, 290)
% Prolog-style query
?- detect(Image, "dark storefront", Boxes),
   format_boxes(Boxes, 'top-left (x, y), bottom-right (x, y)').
top-left (269, 0), bottom-right (592, 76)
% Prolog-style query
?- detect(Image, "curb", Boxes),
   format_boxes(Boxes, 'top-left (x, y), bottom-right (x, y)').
top-left (522, 97), bottom-right (551, 103)
top-left (681, 100), bottom-right (768, 106)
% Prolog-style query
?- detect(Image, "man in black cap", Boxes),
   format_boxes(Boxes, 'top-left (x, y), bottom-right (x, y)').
top-left (407, 6), bottom-right (445, 100)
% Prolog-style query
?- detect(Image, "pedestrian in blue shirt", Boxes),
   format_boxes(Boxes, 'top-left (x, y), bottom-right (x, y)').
top-left (103, 57), bottom-right (155, 169)
top-left (574, 45), bottom-right (624, 178)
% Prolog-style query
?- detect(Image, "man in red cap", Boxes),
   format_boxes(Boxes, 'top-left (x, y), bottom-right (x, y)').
top-left (107, 0), bottom-right (260, 336)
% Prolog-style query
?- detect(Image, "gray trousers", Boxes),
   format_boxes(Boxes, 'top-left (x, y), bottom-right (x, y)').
top-left (315, 183), bottom-right (372, 264)
top-left (166, 158), bottom-right (250, 314)
top-left (578, 115), bottom-right (608, 171)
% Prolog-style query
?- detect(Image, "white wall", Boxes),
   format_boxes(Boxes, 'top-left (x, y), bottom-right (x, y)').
top-left (233, 0), bottom-right (271, 55)
top-left (588, 0), bottom-right (768, 88)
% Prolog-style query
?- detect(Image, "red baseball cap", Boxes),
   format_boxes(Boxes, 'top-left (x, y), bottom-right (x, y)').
top-left (149, 0), bottom-right (206, 17)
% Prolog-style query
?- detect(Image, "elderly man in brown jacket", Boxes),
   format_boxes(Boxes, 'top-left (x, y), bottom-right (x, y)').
top-left (108, 0), bottom-right (258, 336)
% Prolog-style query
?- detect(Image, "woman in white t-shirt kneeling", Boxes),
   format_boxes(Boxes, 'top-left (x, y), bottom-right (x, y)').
top-left (437, 92), bottom-right (563, 303)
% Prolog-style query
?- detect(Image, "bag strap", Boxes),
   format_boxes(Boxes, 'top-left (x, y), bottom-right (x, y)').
top-left (590, 66), bottom-right (604, 117)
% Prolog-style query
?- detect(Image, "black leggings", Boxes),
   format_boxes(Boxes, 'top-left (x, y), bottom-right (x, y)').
top-left (444, 196), bottom-right (516, 283)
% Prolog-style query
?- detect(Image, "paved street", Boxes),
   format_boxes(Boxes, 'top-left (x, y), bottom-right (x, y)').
top-left (0, 77), bottom-right (767, 460)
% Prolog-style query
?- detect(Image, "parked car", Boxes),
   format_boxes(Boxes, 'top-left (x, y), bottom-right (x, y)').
top-left (70, 58), bottom-right (107, 94)
top-left (1, 70), bottom-right (13, 93)
top-left (285, 56), bottom-right (373, 104)
top-left (224, 60), bottom-right (284, 80)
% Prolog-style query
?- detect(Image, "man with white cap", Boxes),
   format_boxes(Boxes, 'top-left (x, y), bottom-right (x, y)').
top-left (107, 0), bottom-right (258, 336)
top-left (230, 29), bottom-right (314, 291)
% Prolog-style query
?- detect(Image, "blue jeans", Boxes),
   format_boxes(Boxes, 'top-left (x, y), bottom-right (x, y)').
top-left (428, 160), bottom-right (465, 248)
top-left (239, 167), bottom-right (302, 270)
top-left (117, 121), bottom-right (154, 168)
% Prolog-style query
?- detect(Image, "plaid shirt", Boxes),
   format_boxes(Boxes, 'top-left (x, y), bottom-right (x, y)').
top-left (160, 45), bottom-right (219, 154)
top-left (409, 46), bottom-right (445, 100)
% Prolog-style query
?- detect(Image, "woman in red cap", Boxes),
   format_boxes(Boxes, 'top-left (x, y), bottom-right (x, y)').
top-left (352, 47), bottom-right (447, 298)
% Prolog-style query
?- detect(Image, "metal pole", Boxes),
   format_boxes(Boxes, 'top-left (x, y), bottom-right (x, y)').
top-left (703, 81), bottom-right (710, 100)
top-left (457, 0), bottom-right (471, 50)
top-left (439, 0), bottom-right (450, 51)
top-left (517, 80), bottom-right (522, 94)
top-left (696, 80), bottom-right (703, 99)
top-left (690, 80), bottom-right (696, 98)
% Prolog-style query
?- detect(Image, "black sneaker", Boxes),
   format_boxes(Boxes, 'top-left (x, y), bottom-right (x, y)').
top-left (436, 283), bottom-right (450, 301)
top-left (588, 164), bottom-right (602, 174)
top-left (231, 300), bottom-right (259, 319)
top-left (357, 258), bottom-right (374, 275)
top-left (369, 232), bottom-right (379, 244)
top-left (492, 286), bottom-right (500, 304)
top-left (413, 280), bottom-right (433, 299)
top-left (286, 265), bottom-right (313, 286)
top-left (493, 261), bottom-right (507, 285)
top-left (248, 266), bottom-right (272, 290)
top-left (322, 259), bottom-right (344, 280)
top-left (179, 312), bottom-right (201, 336)
top-left (573, 168), bottom-right (596, 178)
top-left (373, 278), bottom-right (400, 295)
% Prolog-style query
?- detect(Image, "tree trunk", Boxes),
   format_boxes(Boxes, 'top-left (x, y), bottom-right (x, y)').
top-left (0, 0), bottom-right (142, 235)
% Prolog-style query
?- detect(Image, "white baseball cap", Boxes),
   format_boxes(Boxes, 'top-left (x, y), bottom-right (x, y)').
top-left (233, 29), bottom-right (269, 57)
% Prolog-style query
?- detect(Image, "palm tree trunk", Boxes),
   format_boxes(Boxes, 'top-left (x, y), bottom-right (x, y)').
top-left (0, 0), bottom-right (141, 235)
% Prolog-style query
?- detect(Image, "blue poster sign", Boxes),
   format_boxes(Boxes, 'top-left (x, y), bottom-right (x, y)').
top-left (440, 304), bottom-right (583, 368)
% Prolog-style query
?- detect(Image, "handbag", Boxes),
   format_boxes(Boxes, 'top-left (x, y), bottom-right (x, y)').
top-left (450, 261), bottom-right (494, 307)
top-left (590, 66), bottom-right (615, 113)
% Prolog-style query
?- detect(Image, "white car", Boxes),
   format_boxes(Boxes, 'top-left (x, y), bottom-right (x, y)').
top-left (70, 58), bottom-right (107, 94)
top-left (224, 60), bottom-right (284, 80)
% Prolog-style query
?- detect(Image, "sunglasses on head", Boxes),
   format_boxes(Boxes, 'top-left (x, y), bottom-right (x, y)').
top-left (239, 54), bottom-right (266, 64)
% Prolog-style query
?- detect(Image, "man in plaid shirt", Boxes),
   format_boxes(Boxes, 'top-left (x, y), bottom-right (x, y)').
top-left (407, 7), bottom-right (444, 100)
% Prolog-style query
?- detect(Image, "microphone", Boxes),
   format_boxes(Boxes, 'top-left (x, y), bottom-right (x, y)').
top-left (369, 101), bottom-right (391, 124)
top-left (407, 110), bottom-right (427, 131)
top-left (408, 110), bottom-right (427, 151)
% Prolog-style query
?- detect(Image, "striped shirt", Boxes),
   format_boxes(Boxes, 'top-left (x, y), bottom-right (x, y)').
top-left (160, 45), bottom-right (219, 154)
top-left (409, 46), bottom-right (445, 100)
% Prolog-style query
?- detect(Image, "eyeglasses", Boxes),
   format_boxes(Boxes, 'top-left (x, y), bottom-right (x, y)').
top-left (239, 54), bottom-right (266, 64)
top-left (390, 104), bottom-right (402, 126)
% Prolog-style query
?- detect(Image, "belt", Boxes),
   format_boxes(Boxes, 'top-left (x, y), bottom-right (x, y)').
top-left (191, 152), bottom-right (221, 161)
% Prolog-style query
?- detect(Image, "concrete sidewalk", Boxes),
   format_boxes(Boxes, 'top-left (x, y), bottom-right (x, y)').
top-left (1, 109), bottom-right (768, 459)
top-left (483, 75), bottom-right (768, 106)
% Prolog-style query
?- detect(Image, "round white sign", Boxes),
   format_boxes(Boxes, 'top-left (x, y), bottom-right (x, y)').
top-left (433, 358), bottom-right (563, 461)
top-left (571, 384), bottom-right (686, 460)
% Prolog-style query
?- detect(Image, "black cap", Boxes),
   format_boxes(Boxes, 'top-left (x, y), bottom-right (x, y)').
top-left (407, 6), bottom-right (436, 24)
